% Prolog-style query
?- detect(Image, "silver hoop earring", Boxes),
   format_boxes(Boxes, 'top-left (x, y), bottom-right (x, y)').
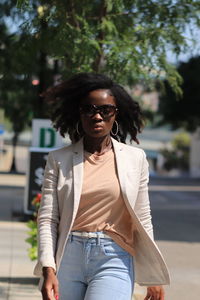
top-left (111, 120), bottom-right (119, 136)
top-left (76, 121), bottom-right (81, 135)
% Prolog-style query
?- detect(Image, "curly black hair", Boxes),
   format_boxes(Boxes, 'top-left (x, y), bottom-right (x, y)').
top-left (43, 72), bottom-right (145, 144)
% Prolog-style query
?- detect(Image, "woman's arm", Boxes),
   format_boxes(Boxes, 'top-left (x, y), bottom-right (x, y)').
top-left (134, 152), bottom-right (165, 299)
top-left (37, 152), bottom-right (60, 298)
top-left (134, 150), bottom-right (153, 239)
top-left (37, 151), bottom-right (60, 270)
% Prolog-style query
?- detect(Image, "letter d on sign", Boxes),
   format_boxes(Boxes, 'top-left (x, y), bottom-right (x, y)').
top-left (39, 128), bottom-right (55, 147)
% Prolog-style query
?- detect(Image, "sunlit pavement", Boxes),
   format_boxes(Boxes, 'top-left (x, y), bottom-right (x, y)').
top-left (0, 221), bottom-right (41, 300)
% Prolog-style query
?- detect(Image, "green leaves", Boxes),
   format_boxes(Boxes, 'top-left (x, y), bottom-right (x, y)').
top-left (101, 18), bottom-right (117, 35)
top-left (13, 0), bottom-right (200, 91)
top-left (26, 220), bottom-right (38, 261)
top-left (1, 0), bottom-right (200, 134)
top-left (16, 0), bottom-right (30, 9)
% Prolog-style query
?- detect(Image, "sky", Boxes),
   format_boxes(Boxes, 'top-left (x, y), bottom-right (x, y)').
top-left (166, 25), bottom-right (200, 65)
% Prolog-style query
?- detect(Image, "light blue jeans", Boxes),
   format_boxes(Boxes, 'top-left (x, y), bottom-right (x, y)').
top-left (57, 233), bottom-right (134, 300)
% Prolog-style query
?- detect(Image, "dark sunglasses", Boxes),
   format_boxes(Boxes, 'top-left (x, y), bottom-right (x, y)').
top-left (80, 104), bottom-right (118, 118)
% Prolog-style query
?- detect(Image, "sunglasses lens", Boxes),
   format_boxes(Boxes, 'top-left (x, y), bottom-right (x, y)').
top-left (101, 106), bottom-right (115, 116)
top-left (80, 105), bottom-right (117, 117)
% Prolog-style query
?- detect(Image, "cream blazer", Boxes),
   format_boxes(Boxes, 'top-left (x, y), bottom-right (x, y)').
top-left (34, 137), bottom-right (170, 286)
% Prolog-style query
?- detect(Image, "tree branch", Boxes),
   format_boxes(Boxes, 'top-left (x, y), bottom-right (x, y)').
top-left (92, 0), bottom-right (107, 72)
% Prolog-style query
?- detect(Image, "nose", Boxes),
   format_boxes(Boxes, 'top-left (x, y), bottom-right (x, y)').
top-left (91, 112), bottom-right (103, 120)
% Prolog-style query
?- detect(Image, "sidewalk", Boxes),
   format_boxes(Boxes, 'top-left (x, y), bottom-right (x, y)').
top-left (0, 221), bottom-right (41, 300)
top-left (0, 173), bottom-right (41, 300)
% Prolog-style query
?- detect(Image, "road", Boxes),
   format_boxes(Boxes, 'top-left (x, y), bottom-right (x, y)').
top-left (1, 177), bottom-right (200, 241)
top-left (149, 177), bottom-right (200, 243)
top-left (149, 177), bottom-right (200, 299)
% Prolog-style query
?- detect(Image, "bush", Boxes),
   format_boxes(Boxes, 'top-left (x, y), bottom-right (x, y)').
top-left (26, 193), bottom-right (41, 261)
top-left (160, 132), bottom-right (190, 171)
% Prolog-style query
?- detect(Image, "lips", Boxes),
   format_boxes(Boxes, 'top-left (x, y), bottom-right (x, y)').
top-left (93, 126), bottom-right (103, 131)
top-left (91, 122), bottom-right (104, 129)
top-left (91, 124), bottom-right (104, 132)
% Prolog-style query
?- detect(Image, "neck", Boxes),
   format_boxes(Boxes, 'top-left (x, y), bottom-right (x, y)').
top-left (83, 135), bottom-right (112, 155)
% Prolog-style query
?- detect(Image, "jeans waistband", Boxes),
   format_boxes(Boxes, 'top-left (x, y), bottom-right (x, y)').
top-left (70, 231), bottom-right (112, 239)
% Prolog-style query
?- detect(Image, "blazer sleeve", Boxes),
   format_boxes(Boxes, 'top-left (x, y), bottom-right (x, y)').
top-left (36, 151), bottom-right (60, 273)
top-left (134, 150), bottom-right (154, 240)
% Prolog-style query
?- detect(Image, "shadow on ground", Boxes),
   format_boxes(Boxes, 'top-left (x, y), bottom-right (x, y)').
top-left (0, 277), bottom-right (39, 285)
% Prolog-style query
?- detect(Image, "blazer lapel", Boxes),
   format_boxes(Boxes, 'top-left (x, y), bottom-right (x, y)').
top-left (72, 138), bottom-right (84, 220)
top-left (112, 138), bottom-right (139, 208)
top-left (112, 138), bottom-right (129, 203)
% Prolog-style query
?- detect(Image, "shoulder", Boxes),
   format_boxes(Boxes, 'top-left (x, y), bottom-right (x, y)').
top-left (113, 139), bottom-right (147, 170)
top-left (119, 142), bottom-right (149, 176)
top-left (116, 140), bottom-right (146, 158)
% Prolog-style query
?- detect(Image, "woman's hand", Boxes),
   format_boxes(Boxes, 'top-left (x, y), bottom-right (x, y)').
top-left (41, 267), bottom-right (59, 300)
top-left (144, 286), bottom-right (165, 300)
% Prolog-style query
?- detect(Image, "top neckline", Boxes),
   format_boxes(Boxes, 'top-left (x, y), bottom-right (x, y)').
top-left (84, 148), bottom-right (114, 162)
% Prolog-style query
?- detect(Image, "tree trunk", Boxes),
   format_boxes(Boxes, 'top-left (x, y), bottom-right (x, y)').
top-left (92, 0), bottom-right (107, 72)
top-left (35, 18), bottom-right (48, 118)
top-left (10, 131), bottom-right (19, 173)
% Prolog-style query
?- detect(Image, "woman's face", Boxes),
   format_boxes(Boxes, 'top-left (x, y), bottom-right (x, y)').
top-left (80, 89), bottom-right (117, 139)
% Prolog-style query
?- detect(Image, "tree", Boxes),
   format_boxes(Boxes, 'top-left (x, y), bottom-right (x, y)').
top-left (0, 1), bottom-right (55, 171)
top-left (16, 0), bottom-right (200, 93)
top-left (158, 56), bottom-right (200, 131)
top-left (0, 22), bottom-right (36, 171)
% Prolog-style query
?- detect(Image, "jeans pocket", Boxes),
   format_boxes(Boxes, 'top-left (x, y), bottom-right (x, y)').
top-left (102, 241), bottom-right (129, 257)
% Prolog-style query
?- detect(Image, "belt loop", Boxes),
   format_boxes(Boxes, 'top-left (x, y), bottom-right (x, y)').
top-left (97, 232), bottom-right (101, 245)
top-left (69, 232), bottom-right (73, 242)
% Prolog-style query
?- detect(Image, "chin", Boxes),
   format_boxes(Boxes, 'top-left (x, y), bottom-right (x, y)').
top-left (86, 131), bottom-right (108, 138)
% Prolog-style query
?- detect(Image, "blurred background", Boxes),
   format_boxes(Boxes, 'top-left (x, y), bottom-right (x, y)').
top-left (0, 1), bottom-right (200, 299)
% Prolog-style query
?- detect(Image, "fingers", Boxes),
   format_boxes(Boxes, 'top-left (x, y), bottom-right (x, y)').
top-left (41, 279), bottom-right (59, 300)
top-left (144, 292), bottom-right (150, 300)
top-left (42, 285), bottom-right (53, 300)
top-left (41, 267), bottom-right (59, 300)
top-left (160, 287), bottom-right (165, 300)
top-left (144, 286), bottom-right (165, 300)
top-left (42, 288), bottom-right (58, 300)
top-left (53, 281), bottom-right (59, 300)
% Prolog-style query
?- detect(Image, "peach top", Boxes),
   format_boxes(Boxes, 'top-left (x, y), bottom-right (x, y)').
top-left (72, 149), bottom-right (137, 256)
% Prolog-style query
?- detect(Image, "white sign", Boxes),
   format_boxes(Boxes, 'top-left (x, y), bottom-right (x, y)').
top-left (190, 127), bottom-right (200, 177)
top-left (32, 119), bottom-right (64, 148)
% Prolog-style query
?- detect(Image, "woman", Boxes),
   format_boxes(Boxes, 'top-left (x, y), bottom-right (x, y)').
top-left (34, 72), bottom-right (170, 300)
